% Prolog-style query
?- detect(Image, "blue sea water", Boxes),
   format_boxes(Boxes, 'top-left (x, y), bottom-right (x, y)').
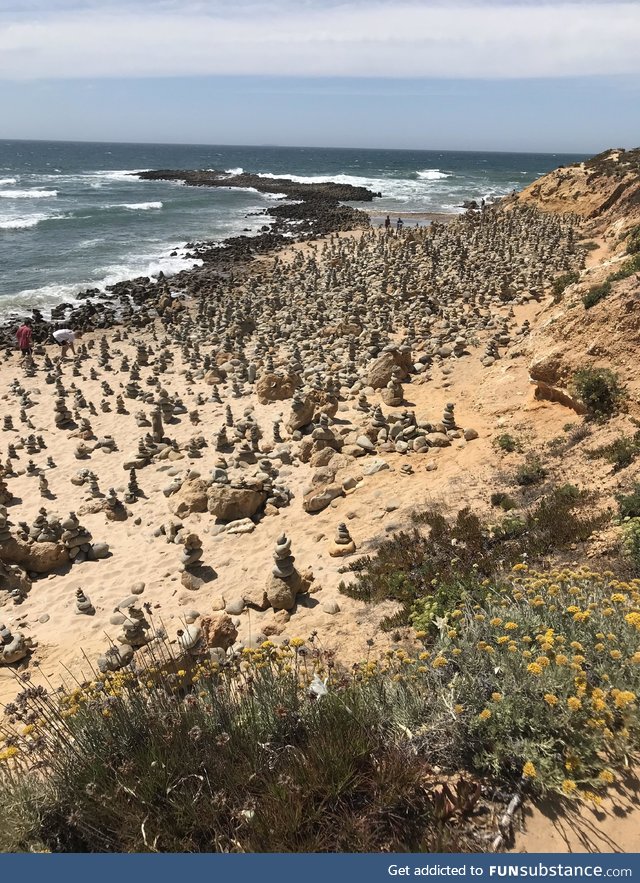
top-left (0, 140), bottom-right (587, 317)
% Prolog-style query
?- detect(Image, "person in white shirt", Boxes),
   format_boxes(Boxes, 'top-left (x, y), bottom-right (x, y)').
top-left (52, 328), bottom-right (82, 359)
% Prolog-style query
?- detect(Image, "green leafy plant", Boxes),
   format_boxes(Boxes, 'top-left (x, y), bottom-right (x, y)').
top-left (494, 433), bottom-right (521, 453)
top-left (552, 270), bottom-right (580, 302)
top-left (582, 281), bottom-right (611, 309)
top-left (514, 457), bottom-right (547, 486)
top-left (587, 432), bottom-right (640, 471)
top-left (571, 367), bottom-right (627, 418)
top-left (617, 484), bottom-right (640, 519)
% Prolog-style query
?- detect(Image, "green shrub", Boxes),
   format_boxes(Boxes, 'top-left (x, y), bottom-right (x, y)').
top-left (622, 518), bottom-right (640, 574)
top-left (340, 491), bottom-right (607, 630)
top-left (3, 565), bottom-right (638, 848)
top-left (571, 367), bottom-right (627, 418)
top-left (490, 492), bottom-right (518, 511)
top-left (552, 270), bottom-right (580, 302)
top-left (0, 651), bottom-right (479, 853)
top-left (587, 432), bottom-right (640, 471)
top-left (626, 226), bottom-right (640, 255)
top-left (608, 252), bottom-right (640, 282)
top-left (616, 484), bottom-right (640, 519)
top-left (582, 281), bottom-right (611, 309)
top-left (494, 433), bottom-right (521, 453)
top-left (514, 457), bottom-right (547, 486)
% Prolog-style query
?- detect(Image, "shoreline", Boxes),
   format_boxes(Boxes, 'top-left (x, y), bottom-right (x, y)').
top-left (0, 169), bottom-right (378, 345)
top-left (0, 168), bottom-right (464, 349)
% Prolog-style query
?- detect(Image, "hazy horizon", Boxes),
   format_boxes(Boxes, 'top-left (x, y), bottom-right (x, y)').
top-left (2, 1), bottom-right (639, 154)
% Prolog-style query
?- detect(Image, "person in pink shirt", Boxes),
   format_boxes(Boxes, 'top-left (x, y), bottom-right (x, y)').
top-left (16, 319), bottom-right (33, 364)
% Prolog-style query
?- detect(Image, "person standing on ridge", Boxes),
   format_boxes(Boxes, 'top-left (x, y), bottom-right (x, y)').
top-left (52, 327), bottom-right (82, 360)
top-left (16, 319), bottom-right (34, 364)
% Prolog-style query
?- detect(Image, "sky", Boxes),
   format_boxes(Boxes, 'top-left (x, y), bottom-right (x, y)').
top-left (1, 0), bottom-right (639, 152)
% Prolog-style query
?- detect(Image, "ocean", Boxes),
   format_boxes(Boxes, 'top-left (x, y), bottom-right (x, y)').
top-left (0, 140), bottom-right (587, 318)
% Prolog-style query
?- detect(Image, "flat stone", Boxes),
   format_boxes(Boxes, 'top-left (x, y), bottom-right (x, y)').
top-left (117, 594), bottom-right (138, 609)
top-left (356, 435), bottom-right (375, 452)
top-left (362, 458), bottom-right (389, 476)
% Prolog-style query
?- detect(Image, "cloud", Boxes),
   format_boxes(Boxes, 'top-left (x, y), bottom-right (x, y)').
top-left (1, 2), bottom-right (639, 80)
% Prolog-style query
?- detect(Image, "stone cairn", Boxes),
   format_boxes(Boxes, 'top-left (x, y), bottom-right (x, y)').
top-left (61, 512), bottom-right (93, 563)
top-left (329, 522), bottom-right (357, 557)
top-left (262, 533), bottom-right (310, 612)
top-left (75, 588), bottom-right (95, 615)
top-left (381, 367), bottom-right (403, 407)
top-left (0, 506), bottom-right (12, 546)
top-left (0, 622), bottom-right (32, 665)
top-left (125, 469), bottom-right (141, 504)
top-left (441, 403), bottom-right (456, 432)
top-left (54, 396), bottom-right (73, 429)
top-left (180, 533), bottom-right (204, 589)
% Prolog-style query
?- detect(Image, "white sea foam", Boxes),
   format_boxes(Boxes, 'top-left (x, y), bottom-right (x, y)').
top-left (0, 177), bottom-right (17, 186)
top-left (0, 246), bottom-right (203, 319)
top-left (107, 201), bottom-right (163, 211)
top-left (224, 167), bottom-right (244, 175)
top-left (416, 169), bottom-right (452, 180)
top-left (0, 189), bottom-right (58, 199)
top-left (0, 212), bottom-right (66, 230)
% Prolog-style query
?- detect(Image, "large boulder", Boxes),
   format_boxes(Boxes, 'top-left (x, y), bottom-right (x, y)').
top-left (256, 372), bottom-right (298, 404)
top-left (0, 538), bottom-right (69, 574)
top-left (302, 482), bottom-right (344, 513)
top-left (308, 388), bottom-right (339, 419)
top-left (207, 485), bottom-right (266, 522)
top-left (201, 614), bottom-right (238, 650)
top-left (366, 348), bottom-right (412, 388)
top-left (286, 394), bottom-right (315, 433)
top-left (168, 478), bottom-right (210, 518)
top-left (264, 570), bottom-right (311, 611)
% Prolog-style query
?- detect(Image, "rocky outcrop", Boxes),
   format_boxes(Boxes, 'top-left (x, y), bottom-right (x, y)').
top-left (366, 348), bottom-right (412, 389)
top-left (256, 372), bottom-right (298, 404)
top-left (302, 482), bottom-right (344, 513)
top-left (0, 537), bottom-right (69, 574)
top-left (207, 485), bottom-right (266, 522)
top-left (200, 613), bottom-right (238, 650)
top-left (168, 479), bottom-right (210, 518)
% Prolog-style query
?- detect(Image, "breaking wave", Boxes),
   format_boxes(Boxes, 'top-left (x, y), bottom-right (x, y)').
top-left (0, 189), bottom-right (58, 199)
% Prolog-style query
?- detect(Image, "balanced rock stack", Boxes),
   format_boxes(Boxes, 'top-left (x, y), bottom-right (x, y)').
top-left (54, 396), bottom-right (73, 429)
top-left (258, 533), bottom-right (312, 612)
top-left (381, 367), bottom-right (404, 407)
top-left (61, 512), bottom-right (99, 563)
top-left (0, 471), bottom-right (12, 506)
top-left (0, 506), bottom-right (13, 545)
top-left (180, 532), bottom-right (208, 590)
top-left (441, 403), bottom-right (456, 432)
top-left (329, 522), bottom-right (357, 557)
top-left (0, 622), bottom-right (32, 665)
top-left (75, 587), bottom-right (95, 615)
top-left (118, 605), bottom-right (151, 648)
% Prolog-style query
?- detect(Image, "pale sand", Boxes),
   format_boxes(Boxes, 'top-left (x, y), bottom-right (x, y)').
top-left (0, 239), bottom-right (545, 703)
top-left (1, 229), bottom-right (636, 851)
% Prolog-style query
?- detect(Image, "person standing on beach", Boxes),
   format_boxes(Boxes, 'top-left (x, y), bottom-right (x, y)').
top-left (16, 319), bottom-right (34, 364)
top-left (52, 328), bottom-right (82, 360)
top-left (396, 217), bottom-right (404, 232)
top-left (384, 215), bottom-right (391, 231)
